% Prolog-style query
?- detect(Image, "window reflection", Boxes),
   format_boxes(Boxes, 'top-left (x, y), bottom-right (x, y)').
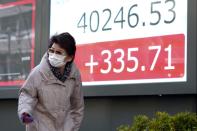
top-left (0, 2), bottom-right (34, 85)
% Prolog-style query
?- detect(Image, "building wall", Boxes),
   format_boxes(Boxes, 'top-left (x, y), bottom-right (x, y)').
top-left (0, 95), bottom-right (196, 131)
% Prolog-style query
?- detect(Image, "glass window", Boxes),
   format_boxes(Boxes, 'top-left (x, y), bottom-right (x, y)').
top-left (0, 0), bottom-right (35, 86)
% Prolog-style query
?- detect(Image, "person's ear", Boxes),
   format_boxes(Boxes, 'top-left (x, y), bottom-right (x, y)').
top-left (65, 56), bottom-right (73, 62)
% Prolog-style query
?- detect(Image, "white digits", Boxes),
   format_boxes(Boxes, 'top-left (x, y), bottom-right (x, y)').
top-left (148, 45), bottom-right (161, 71)
top-left (164, 44), bottom-right (175, 70)
top-left (113, 49), bottom-right (125, 73)
top-left (127, 48), bottom-right (139, 72)
top-left (100, 50), bottom-right (112, 74)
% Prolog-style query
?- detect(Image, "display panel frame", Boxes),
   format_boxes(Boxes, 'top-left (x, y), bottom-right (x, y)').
top-left (0, 0), bottom-right (35, 87)
top-left (0, 0), bottom-right (39, 99)
top-left (50, 0), bottom-right (196, 96)
top-left (0, 0), bottom-right (196, 99)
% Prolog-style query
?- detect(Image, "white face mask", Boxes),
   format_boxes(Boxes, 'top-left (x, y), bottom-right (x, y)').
top-left (48, 52), bottom-right (66, 67)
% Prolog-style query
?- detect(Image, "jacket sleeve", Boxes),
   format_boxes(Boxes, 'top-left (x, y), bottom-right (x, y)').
top-left (18, 69), bottom-right (38, 122)
top-left (70, 70), bottom-right (84, 131)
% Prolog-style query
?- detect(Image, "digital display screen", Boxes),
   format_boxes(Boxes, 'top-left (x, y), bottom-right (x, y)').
top-left (0, 0), bottom-right (35, 86)
top-left (50, 0), bottom-right (187, 86)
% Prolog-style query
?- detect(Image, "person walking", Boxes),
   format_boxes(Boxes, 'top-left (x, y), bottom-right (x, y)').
top-left (18, 32), bottom-right (84, 131)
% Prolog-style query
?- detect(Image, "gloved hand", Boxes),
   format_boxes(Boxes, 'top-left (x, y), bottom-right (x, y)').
top-left (21, 112), bottom-right (34, 124)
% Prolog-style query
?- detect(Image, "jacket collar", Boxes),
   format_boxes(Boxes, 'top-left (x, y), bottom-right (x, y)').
top-left (38, 53), bottom-right (76, 86)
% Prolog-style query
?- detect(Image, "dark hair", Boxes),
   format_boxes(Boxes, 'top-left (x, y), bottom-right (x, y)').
top-left (49, 32), bottom-right (76, 58)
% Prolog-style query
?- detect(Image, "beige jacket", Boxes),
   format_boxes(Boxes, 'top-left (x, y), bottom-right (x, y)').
top-left (18, 53), bottom-right (84, 131)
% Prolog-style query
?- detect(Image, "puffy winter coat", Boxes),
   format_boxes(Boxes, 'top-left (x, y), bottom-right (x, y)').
top-left (18, 53), bottom-right (84, 131)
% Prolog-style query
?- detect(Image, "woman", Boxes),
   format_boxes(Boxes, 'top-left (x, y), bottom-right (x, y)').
top-left (18, 32), bottom-right (84, 131)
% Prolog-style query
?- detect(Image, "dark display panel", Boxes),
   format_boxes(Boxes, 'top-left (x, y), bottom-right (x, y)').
top-left (0, 0), bottom-right (35, 86)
